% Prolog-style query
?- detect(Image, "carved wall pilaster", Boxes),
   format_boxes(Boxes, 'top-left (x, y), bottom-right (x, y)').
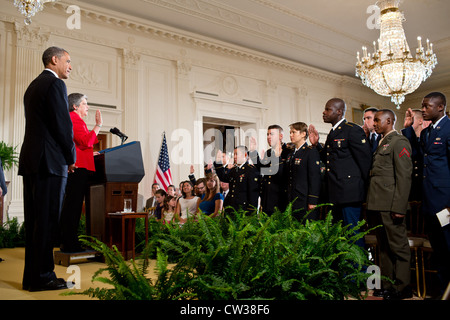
top-left (8, 24), bottom-right (50, 222)
top-left (121, 48), bottom-right (141, 142)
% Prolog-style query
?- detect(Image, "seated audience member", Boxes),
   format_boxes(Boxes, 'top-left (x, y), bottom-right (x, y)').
top-left (220, 181), bottom-right (229, 199)
top-left (194, 178), bottom-right (206, 198)
top-left (176, 180), bottom-right (199, 224)
top-left (145, 183), bottom-right (160, 210)
top-left (176, 182), bottom-right (183, 199)
top-left (162, 195), bottom-right (177, 224)
top-left (197, 173), bottom-right (224, 217)
top-left (153, 189), bottom-right (167, 220)
top-left (167, 184), bottom-right (176, 197)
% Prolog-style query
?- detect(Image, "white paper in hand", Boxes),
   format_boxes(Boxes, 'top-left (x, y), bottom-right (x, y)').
top-left (436, 208), bottom-right (450, 227)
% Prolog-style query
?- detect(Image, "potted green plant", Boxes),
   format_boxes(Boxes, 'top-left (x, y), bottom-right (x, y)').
top-left (0, 141), bottom-right (17, 224)
top-left (0, 141), bottom-right (18, 171)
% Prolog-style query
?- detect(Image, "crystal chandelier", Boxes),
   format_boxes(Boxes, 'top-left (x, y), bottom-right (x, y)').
top-left (355, 0), bottom-right (437, 109)
top-left (14, 0), bottom-right (58, 25)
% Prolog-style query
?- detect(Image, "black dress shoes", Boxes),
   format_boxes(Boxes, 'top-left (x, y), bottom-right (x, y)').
top-left (383, 287), bottom-right (413, 300)
top-left (28, 278), bottom-right (68, 292)
top-left (372, 289), bottom-right (390, 297)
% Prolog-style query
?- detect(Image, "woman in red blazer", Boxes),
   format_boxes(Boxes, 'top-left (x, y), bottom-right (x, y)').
top-left (60, 93), bottom-right (102, 253)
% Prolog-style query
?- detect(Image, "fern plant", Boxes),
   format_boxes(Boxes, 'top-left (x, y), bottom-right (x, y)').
top-left (0, 141), bottom-right (18, 171)
top-left (64, 235), bottom-right (196, 300)
top-left (69, 204), bottom-right (375, 300)
top-left (0, 217), bottom-right (25, 248)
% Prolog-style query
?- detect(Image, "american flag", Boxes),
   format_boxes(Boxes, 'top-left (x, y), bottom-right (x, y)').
top-left (154, 133), bottom-right (173, 191)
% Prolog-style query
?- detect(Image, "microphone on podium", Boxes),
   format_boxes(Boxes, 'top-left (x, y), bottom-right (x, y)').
top-left (110, 127), bottom-right (128, 145)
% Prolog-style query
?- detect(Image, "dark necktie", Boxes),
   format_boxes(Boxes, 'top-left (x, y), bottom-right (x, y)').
top-left (370, 133), bottom-right (377, 152)
top-left (426, 126), bottom-right (434, 141)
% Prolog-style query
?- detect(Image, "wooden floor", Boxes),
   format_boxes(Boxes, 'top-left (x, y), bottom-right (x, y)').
top-left (0, 247), bottom-right (110, 300)
top-left (0, 247), bottom-right (422, 301)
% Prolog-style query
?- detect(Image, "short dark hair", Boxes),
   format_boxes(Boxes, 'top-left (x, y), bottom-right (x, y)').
top-left (377, 109), bottom-right (397, 123)
top-left (364, 107), bottom-right (379, 114)
top-left (289, 122), bottom-right (309, 138)
top-left (424, 92), bottom-right (447, 107)
top-left (267, 124), bottom-right (283, 133)
top-left (328, 98), bottom-right (347, 114)
top-left (155, 189), bottom-right (166, 197)
top-left (42, 46), bottom-right (68, 67)
top-left (68, 93), bottom-right (87, 112)
top-left (235, 145), bottom-right (248, 155)
top-left (195, 178), bottom-right (206, 186)
top-left (412, 109), bottom-right (423, 119)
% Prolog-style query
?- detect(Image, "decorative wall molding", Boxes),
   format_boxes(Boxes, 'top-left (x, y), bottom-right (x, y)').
top-left (14, 22), bottom-right (50, 49)
top-left (40, 1), bottom-right (362, 87)
top-left (122, 48), bottom-right (141, 68)
top-left (142, 0), bottom-right (358, 63)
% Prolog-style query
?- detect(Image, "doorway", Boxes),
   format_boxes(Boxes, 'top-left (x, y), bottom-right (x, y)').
top-left (202, 116), bottom-right (256, 163)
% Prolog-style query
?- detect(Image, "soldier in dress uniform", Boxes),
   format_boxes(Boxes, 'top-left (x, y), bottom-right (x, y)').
top-left (214, 146), bottom-right (260, 215)
top-left (249, 125), bottom-right (290, 215)
top-left (418, 92), bottom-right (450, 296)
top-left (309, 98), bottom-right (372, 248)
top-left (285, 122), bottom-right (321, 221)
top-left (366, 109), bottom-right (413, 300)
top-left (401, 108), bottom-right (431, 201)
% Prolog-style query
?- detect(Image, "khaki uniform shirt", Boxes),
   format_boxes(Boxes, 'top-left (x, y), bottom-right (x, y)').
top-left (366, 131), bottom-right (413, 215)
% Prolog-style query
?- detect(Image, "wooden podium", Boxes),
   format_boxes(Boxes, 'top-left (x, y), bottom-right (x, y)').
top-left (86, 141), bottom-right (145, 259)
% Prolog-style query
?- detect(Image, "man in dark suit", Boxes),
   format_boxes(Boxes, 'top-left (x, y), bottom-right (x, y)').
top-left (249, 124), bottom-right (290, 215)
top-left (215, 146), bottom-right (260, 214)
top-left (367, 109), bottom-right (413, 300)
top-left (418, 92), bottom-right (450, 294)
top-left (285, 122), bottom-right (321, 221)
top-left (145, 182), bottom-right (160, 209)
top-left (309, 98), bottom-right (372, 248)
top-left (363, 107), bottom-right (381, 153)
top-left (18, 46), bottom-right (76, 292)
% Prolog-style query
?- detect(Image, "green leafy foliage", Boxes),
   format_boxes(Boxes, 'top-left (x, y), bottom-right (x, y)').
top-left (0, 217), bottom-right (25, 248)
top-left (0, 141), bottom-right (18, 171)
top-left (70, 204), bottom-right (374, 300)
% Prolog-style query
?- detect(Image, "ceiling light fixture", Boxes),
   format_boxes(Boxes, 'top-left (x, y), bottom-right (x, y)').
top-left (14, 0), bottom-right (58, 25)
top-left (355, 0), bottom-right (437, 109)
